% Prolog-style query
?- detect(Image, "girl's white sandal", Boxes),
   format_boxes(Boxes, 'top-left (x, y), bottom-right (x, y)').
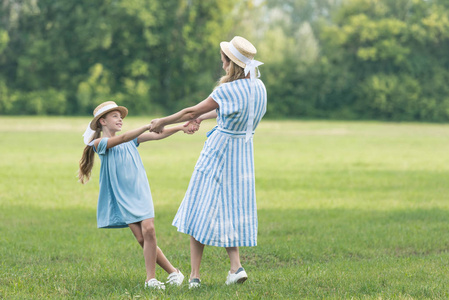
top-left (145, 278), bottom-right (166, 290)
top-left (166, 269), bottom-right (185, 286)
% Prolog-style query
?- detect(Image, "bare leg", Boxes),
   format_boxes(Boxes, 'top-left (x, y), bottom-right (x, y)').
top-left (225, 247), bottom-right (242, 273)
top-left (190, 236), bottom-right (205, 279)
top-left (141, 219), bottom-right (157, 281)
top-left (156, 247), bottom-right (177, 274)
top-left (129, 221), bottom-right (177, 276)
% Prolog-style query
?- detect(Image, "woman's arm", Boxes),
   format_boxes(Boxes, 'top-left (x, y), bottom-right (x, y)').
top-left (93, 125), bottom-right (150, 149)
top-left (137, 124), bottom-right (192, 143)
top-left (150, 97), bottom-right (218, 133)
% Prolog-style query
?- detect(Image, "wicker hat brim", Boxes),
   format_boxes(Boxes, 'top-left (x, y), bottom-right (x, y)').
top-left (220, 42), bottom-right (246, 68)
top-left (90, 106), bottom-right (128, 130)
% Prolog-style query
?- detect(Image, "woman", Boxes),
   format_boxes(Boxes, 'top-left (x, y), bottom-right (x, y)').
top-left (149, 36), bottom-right (267, 288)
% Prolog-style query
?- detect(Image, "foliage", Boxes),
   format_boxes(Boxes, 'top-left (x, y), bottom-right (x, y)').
top-left (1, 0), bottom-right (449, 121)
top-left (248, 0), bottom-right (449, 121)
top-left (0, 0), bottom-right (237, 115)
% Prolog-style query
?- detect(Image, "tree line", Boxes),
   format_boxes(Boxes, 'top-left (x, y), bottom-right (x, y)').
top-left (1, 0), bottom-right (449, 121)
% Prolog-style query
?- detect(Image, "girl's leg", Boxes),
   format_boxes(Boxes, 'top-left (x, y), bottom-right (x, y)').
top-left (129, 221), bottom-right (177, 275)
top-left (156, 247), bottom-right (177, 274)
top-left (225, 247), bottom-right (242, 273)
top-left (129, 219), bottom-right (157, 281)
top-left (190, 236), bottom-right (205, 279)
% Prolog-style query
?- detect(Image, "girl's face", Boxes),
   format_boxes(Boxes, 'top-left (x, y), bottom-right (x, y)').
top-left (100, 110), bottom-right (123, 132)
top-left (221, 52), bottom-right (230, 71)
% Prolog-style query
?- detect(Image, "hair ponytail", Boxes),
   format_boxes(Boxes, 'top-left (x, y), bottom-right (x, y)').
top-left (78, 127), bottom-right (101, 184)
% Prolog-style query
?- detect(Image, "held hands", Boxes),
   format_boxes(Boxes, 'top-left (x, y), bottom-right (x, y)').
top-left (182, 119), bottom-right (201, 134)
top-left (149, 118), bottom-right (164, 133)
top-left (148, 118), bottom-right (201, 135)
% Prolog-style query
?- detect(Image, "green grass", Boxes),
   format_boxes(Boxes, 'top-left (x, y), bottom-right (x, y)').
top-left (1, 116), bottom-right (449, 299)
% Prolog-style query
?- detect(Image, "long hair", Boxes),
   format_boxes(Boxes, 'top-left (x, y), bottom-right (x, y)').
top-left (78, 125), bottom-right (102, 184)
top-left (217, 51), bottom-right (247, 86)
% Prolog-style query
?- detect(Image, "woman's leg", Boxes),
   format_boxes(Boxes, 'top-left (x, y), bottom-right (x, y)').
top-left (190, 236), bottom-right (205, 279)
top-left (129, 221), bottom-right (177, 275)
top-left (225, 247), bottom-right (242, 273)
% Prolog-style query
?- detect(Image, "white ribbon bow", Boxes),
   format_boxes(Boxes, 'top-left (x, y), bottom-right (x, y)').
top-left (83, 123), bottom-right (96, 146)
top-left (228, 43), bottom-right (263, 142)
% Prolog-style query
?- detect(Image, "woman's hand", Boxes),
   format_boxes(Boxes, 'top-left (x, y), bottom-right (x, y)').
top-left (149, 118), bottom-right (165, 133)
top-left (183, 119), bottom-right (201, 134)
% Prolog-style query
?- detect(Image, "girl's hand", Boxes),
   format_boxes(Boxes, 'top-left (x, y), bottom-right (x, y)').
top-left (149, 118), bottom-right (165, 133)
top-left (183, 120), bottom-right (201, 134)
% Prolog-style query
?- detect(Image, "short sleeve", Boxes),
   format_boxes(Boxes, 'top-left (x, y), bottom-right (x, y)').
top-left (133, 138), bottom-right (139, 147)
top-left (94, 138), bottom-right (109, 155)
top-left (210, 84), bottom-right (228, 108)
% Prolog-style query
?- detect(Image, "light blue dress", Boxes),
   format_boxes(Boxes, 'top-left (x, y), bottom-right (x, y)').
top-left (173, 78), bottom-right (267, 247)
top-left (94, 138), bottom-right (154, 228)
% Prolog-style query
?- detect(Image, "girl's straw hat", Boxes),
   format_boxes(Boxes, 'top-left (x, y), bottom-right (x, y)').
top-left (220, 36), bottom-right (257, 68)
top-left (90, 101), bottom-right (128, 130)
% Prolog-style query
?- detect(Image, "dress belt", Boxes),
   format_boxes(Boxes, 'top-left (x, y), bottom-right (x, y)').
top-left (207, 126), bottom-right (255, 138)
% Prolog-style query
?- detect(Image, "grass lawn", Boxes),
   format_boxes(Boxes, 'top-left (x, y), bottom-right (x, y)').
top-left (1, 116), bottom-right (449, 299)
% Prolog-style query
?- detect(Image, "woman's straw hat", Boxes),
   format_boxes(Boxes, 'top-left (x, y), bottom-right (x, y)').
top-left (220, 36), bottom-right (257, 68)
top-left (90, 101), bottom-right (128, 130)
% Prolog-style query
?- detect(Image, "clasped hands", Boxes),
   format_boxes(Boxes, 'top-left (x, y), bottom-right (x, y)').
top-left (149, 118), bottom-right (201, 134)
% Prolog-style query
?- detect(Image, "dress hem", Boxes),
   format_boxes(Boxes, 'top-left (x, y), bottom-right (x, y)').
top-left (173, 224), bottom-right (257, 248)
top-left (98, 215), bottom-right (155, 229)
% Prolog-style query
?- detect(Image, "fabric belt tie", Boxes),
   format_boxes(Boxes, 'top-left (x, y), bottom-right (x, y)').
top-left (207, 126), bottom-right (255, 138)
top-left (228, 43), bottom-right (263, 142)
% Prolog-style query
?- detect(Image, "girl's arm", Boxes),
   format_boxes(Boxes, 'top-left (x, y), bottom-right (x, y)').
top-left (93, 125), bottom-right (150, 149)
top-left (150, 97), bottom-right (218, 133)
top-left (182, 110), bottom-right (218, 130)
top-left (137, 124), bottom-right (192, 143)
top-left (197, 110), bottom-right (218, 122)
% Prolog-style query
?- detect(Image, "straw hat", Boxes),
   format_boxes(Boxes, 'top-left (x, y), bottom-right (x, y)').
top-left (90, 101), bottom-right (128, 130)
top-left (220, 36), bottom-right (257, 68)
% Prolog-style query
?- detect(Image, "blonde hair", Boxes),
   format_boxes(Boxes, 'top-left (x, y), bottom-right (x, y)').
top-left (78, 124), bottom-right (102, 184)
top-left (217, 51), bottom-right (247, 86)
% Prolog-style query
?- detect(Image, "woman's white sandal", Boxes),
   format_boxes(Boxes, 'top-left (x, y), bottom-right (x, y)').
top-left (225, 267), bottom-right (248, 285)
top-left (189, 278), bottom-right (201, 289)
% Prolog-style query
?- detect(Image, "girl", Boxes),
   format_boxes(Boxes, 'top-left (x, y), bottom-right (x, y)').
top-left (149, 36), bottom-right (267, 288)
top-left (78, 101), bottom-right (196, 289)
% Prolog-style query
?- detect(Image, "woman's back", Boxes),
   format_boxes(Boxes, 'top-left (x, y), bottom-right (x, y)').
top-left (212, 78), bottom-right (267, 132)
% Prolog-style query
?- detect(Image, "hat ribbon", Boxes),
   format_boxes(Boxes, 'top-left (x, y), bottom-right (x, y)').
top-left (228, 43), bottom-right (263, 142)
top-left (82, 103), bottom-right (118, 146)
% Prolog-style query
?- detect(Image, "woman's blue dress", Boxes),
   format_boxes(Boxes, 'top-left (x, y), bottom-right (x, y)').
top-left (173, 78), bottom-right (267, 247)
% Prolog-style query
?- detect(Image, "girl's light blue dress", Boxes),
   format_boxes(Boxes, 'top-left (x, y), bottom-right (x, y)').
top-left (94, 138), bottom-right (154, 228)
top-left (173, 78), bottom-right (267, 247)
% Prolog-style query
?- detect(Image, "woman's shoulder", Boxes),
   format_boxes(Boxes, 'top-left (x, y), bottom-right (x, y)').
top-left (216, 79), bottom-right (249, 91)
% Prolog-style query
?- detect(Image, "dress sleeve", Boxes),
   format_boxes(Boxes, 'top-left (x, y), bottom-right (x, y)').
top-left (93, 138), bottom-right (109, 155)
top-left (209, 84), bottom-right (228, 108)
top-left (133, 138), bottom-right (140, 148)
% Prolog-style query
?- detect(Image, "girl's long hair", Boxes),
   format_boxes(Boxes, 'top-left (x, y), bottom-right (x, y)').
top-left (217, 51), bottom-right (247, 86)
top-left (78, 126), bottom-right (102, 184)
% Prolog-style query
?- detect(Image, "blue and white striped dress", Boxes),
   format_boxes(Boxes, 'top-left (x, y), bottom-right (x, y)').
top-left (173, 78), bottom-right (267, 247)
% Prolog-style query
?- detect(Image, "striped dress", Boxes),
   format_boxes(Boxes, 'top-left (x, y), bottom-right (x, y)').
top-left (173, 78), bottom-right (267, 247)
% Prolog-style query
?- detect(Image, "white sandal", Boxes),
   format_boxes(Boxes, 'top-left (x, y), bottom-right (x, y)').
top-left (145, 278), bottom-right (166, 290)
top-left (189, 278), bottom-right (201, 289)
top-left (166, 269), bottom-right (185, 286)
